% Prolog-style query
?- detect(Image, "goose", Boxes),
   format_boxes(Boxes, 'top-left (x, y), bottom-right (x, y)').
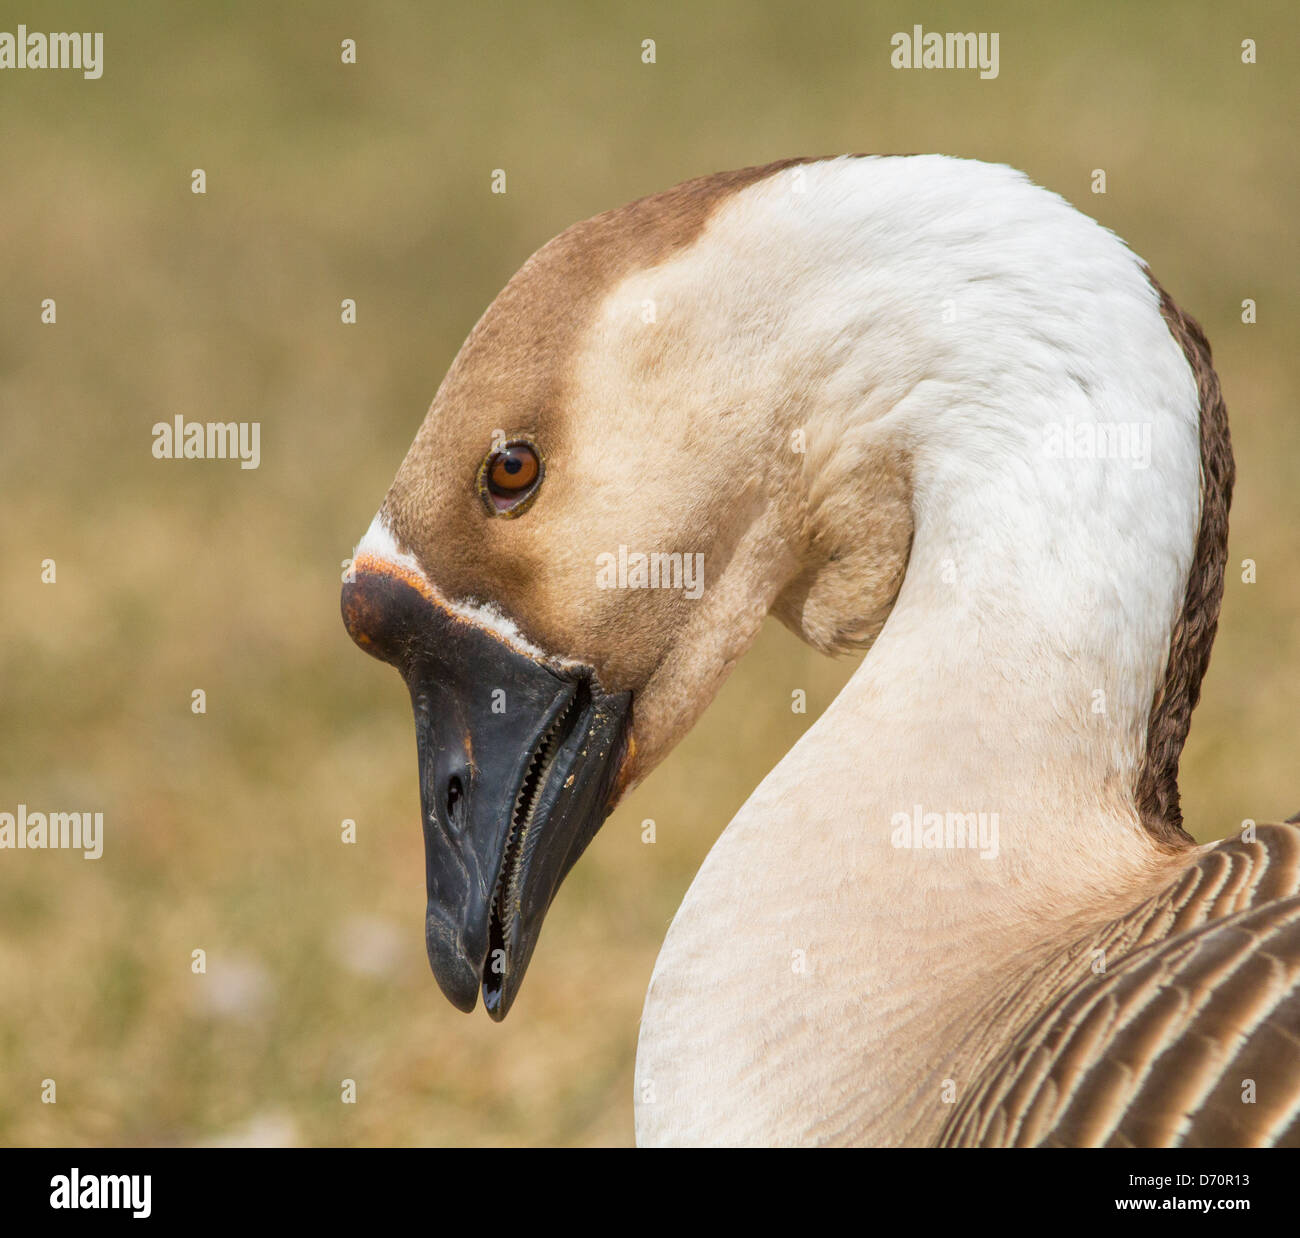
top-left (341, 154), bottom-right (1300, 1147)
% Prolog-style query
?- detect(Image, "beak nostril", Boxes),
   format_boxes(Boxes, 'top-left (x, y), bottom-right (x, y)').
top-left (446, 775), bottom-right (465, 822)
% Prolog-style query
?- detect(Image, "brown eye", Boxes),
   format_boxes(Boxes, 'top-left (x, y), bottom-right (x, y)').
top-left (479, 440), bottom-right (543, 516)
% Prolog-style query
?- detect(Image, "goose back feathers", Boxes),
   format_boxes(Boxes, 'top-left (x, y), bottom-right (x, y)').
top-left (941, 824), bottom-right (1300, 1147)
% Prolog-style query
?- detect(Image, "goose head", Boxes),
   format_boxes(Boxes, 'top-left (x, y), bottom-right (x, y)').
top-left (342, 159), bottom-right (845, 1018)
top-left (343, 154), bottom-right (1214, 1021)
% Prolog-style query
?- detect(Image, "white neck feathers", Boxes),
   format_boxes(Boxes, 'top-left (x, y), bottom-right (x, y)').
top-left (632, 156), bottom-right (1204, 1146)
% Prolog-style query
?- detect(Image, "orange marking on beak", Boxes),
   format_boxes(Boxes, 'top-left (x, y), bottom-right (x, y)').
top-left (349, 552), bottom-right (545, 662)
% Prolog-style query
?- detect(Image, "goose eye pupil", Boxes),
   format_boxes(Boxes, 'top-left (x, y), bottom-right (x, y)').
top-left (503, 457), bottom-right (522, 475)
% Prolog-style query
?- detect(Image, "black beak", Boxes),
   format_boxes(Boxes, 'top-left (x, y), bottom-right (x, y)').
top-left (342, 559), bottom-right (631, 1020)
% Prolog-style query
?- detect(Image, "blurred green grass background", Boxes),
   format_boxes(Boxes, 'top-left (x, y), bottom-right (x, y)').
top-left (0, 0), bottom-right (1295, 1146)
